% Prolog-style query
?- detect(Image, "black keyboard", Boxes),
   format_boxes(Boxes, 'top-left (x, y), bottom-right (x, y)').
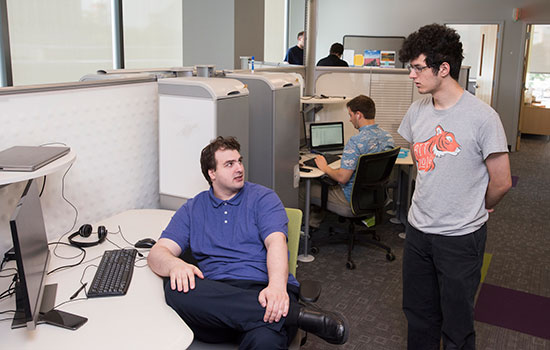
top-left (87, 249), bottom-right (137, 298)
top-left (303, 153), bottom-right (341, 168)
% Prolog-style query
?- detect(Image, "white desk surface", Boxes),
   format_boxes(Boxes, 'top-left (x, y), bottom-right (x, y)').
top-left (299, 149), bottom-right (413, 177)
top-left (0, 209), bottom-right (194, 349)
top-left (0, 150), bottom-right (77, 186)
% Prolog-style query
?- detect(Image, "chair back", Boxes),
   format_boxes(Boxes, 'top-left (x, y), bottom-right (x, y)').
top-left (285, 208), bottom-right (302, 278)
top-left (350, 147), bottom-right (400, 216)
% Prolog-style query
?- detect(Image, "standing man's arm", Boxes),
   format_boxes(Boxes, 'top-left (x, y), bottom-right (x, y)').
top-left (258, 232), bottom-right (289, 323)
top-left (484, 152), bottom-right (512, 211)
top-left (148, 238), bottom-right (204, 293)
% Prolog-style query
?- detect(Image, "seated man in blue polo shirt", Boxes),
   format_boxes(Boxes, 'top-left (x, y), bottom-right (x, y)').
top-left (309, 95), bottom-right (395, 227)
top-left (148, 136), bottom-right (348, 349)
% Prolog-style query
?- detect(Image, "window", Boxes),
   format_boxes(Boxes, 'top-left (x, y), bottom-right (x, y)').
top-left (123, 0), bottom-right (182, 69)
top-left (7, 0), bottom-right (112, 85)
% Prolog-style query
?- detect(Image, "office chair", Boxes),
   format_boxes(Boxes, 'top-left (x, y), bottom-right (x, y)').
top-left (188, 208), bottom-right (320, 349)
top-left (310, 147), bottom-right (400, 270)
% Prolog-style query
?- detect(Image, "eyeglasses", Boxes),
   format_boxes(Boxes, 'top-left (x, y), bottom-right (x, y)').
top-left (406, 63), bottom-right (430, 73)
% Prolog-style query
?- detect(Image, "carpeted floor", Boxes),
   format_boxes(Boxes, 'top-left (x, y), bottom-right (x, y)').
top-left (296, 134), bottom-right (550, 350)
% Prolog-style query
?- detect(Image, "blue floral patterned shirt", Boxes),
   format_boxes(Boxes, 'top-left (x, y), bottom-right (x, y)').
top-left (340, 124), bottom-right (395, 201)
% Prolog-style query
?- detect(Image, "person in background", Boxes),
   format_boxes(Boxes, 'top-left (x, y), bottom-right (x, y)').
top-left (398, 23), bottom-right (512, 350)
top-left (307, 95), bottom-right (395, 227)
top-left (148, 136), bottom-right (349, 349)
top-left (285, 31), bottom-right (305, 65)
top-left (316, 43), bottom-right (349, 67)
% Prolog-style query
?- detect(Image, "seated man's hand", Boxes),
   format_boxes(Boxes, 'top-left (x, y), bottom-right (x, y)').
top-left (258, 285), bottom-right (289, 323)
top-left (314, 155), bottom-right (328, 171)
top-left (169, 260), bottom-right (204, 293)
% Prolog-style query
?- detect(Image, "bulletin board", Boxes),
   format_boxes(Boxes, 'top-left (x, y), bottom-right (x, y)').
top-left (343, 35), bottom-right (406, 68)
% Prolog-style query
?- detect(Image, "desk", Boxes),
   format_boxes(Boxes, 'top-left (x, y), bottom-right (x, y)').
top-left (0, 209), bottom-right (194, 349)
top-left (298, 150), bottom-right (414, 260)
top-left (298, 154), bottom-right (339, 262)
top-left (394, 150), bottom-right (414, 225)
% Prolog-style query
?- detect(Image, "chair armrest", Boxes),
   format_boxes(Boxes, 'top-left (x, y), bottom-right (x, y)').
top-left (298, 279), bottom-right (322, 303)
top-left (318, 174), bottom-right (338, 186)
top-left (316, 175), bottom-right (338, 210)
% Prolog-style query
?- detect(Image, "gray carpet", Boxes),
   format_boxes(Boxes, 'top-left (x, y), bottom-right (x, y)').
top-left (296, 135), bottom-right (550, 350)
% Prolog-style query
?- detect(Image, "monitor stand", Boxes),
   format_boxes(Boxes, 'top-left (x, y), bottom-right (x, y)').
top-left (11, 283), bottom-right (57, 329)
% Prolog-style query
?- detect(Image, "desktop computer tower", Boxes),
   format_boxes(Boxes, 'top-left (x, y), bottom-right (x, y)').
top-left (226, 72), bottom-right (300, 208)
top-left (158, 77), bottom-right (249, 210)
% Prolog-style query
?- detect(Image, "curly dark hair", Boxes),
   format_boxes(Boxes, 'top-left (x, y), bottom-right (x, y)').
top-left (346, 95), bottom-right (376, 120)
top-left (200, 136), bottom-right (240, 185)
top-left (399, 23), bottom-right (464, 81)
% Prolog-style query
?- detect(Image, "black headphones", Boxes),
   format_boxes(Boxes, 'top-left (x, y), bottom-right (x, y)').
top-left (68, 224), bottom-right (108, 248)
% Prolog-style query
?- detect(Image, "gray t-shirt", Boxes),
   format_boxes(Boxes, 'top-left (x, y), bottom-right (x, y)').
top-left (398, 91), bottom-right (508, 236)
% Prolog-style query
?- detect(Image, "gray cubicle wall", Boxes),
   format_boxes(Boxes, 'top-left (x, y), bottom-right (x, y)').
top-left (0, 78), bottom-right (161, 255)
top-left (227, 72), bottom-right (301, 208)
top-left (343, 36), bottom-right (406, 68)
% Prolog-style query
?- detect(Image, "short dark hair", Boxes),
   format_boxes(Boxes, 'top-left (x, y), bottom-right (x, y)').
top-left (297, 31), bottom-right (304, 39)
top-left (346, 95), bottom-right (376, 120)
top-left (329, 43), bottom-right (344, 56)
top-left (398, 23), bottom-right (464, 81)
top-left (200, 136), bottom-right (241, 185)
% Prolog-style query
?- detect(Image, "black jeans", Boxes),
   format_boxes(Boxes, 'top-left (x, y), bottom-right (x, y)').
top-left (402, 223), bottom-right (487, 350)
top-left (164, 278), bottom-right (300, 350)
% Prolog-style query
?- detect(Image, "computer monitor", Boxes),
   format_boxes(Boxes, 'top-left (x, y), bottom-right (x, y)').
top-left (9, 179), bottom-right (56, 330)
top-left (309, 122), bottom-right (345, 153)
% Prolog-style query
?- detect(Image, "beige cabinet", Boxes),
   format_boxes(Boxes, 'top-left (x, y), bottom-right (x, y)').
top-left (520, 104), bottom-right (550, 135)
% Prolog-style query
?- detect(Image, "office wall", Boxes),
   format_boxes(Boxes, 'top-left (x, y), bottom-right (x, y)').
top-left (263, 0), bottom-right (285, 63)
top-left (235, 0), bottom-right (265, 67)
top-left (183, 0), bottom-right (235, 70)
top-left (288, 0), bottom-right (550, 150)
top-left (0, 82), bottom-right (160, 255)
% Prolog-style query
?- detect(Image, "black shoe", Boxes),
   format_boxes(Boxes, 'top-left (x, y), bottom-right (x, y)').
top-left (297, 307), bottom-right (349, 344)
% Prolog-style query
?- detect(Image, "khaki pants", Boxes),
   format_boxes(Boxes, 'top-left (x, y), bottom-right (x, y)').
top-left (299, 180), bottom-right (349, 228)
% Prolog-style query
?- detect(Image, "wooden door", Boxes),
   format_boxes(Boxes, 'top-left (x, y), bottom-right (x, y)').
top-left (476, 25), bottom-right (499, 106)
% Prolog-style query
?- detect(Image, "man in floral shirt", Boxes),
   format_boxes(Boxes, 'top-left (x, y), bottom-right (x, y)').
top-left (309, 95), bottom-right (395, 226)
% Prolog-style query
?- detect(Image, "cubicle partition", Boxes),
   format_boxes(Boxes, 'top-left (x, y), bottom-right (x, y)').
top-left (313, 67), bottom-right (419, 149)
top-left (0, 78), bottom-right (161, 254)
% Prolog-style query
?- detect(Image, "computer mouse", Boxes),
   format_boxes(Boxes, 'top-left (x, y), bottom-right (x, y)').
top-left (134, 238), bottom-right (156, 249)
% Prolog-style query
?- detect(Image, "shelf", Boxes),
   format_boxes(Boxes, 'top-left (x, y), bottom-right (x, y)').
top-left (0, 150), bottom-right (76, 186)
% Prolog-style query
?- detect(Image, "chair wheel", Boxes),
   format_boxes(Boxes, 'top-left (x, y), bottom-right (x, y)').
top-left (386, 252), bottom-right (396, 261)
top-left (310, 246), bottom-right (319, 254)
top-left (346, 260), bottom-right (356, 270)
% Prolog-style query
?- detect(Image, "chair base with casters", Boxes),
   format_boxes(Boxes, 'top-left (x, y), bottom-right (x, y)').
top-left (309, 147), bottom-right (400, 270)
top-left (310, 206), bottom-right (396, 270)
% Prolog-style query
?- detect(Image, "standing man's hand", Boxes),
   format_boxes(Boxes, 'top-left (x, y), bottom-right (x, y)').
top-left (258, 285), bottom-right (289, 323)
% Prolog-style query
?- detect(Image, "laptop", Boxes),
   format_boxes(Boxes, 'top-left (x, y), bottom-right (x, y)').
top-left (309, 122), bottom-right (345, 154)
top-left (0, 146), bottom-right (70, 172)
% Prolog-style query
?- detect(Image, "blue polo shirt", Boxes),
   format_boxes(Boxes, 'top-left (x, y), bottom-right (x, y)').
top-left (340, 124), bottom-right (395, 201)
top-left (160, 182), bottom-right (299, 287)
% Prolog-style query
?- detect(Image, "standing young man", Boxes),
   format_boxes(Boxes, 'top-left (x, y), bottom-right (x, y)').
top-left (398, 24), bottom-right (512, 349)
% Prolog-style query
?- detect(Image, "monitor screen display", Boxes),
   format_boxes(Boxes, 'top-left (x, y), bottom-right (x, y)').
top-left (10, 179), bottom-right (51, 329)
top-left (310, 122), bottom-right (344, 151)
